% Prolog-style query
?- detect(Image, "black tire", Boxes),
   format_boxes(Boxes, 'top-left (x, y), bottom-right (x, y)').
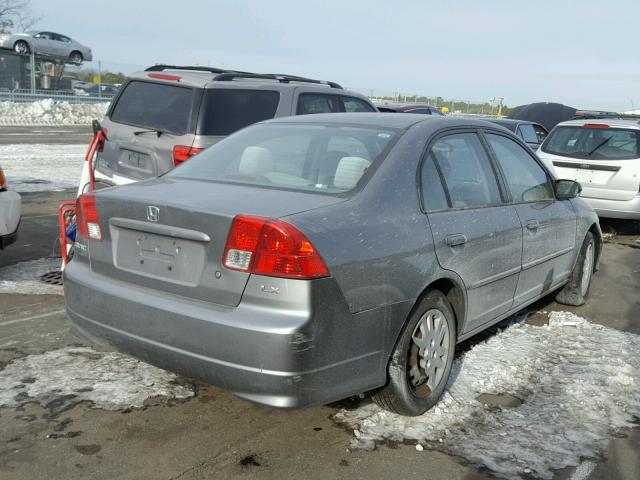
top-left (556, 231), bottom-right (595, 306)
top-left (14, 40), bottom-right (29, 55)
top-left (69, 51), bottom-right (83, 64)
top-left (372, 290), bottom-right (456, 416)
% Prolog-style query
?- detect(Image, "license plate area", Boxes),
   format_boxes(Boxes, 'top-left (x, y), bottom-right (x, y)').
top-left (117, 149), bottom-right (154, 178)
top-left (112, 226), bottom-right (205, 286)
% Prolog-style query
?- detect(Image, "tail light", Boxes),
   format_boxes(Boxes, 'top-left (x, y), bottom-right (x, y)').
top-left (75, 193), bottom-right (102, 241)
top-left (173, 145), bottom-right (204, 166)
top-left (97, 128), bottom-right (108, 152)
top-left (222, 215), bottom-right (329, 279)
top-left (583, 124), bottom-right (609, 129)
top-left (0, 168), bottom-right (6, 189)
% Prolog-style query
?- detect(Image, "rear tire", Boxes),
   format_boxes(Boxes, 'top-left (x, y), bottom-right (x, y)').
top-left (14, 41), bottom-right (29, 55)
top-left (372, 290), bottom-right (456, 416)
top-left (556, 232), bottom-right (595, 306)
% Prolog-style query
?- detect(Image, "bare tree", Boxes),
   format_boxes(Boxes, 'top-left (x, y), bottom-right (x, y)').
top-left (0, 0), bottom-right (40, 33)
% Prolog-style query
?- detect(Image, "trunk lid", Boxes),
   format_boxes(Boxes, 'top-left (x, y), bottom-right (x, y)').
top-left (87, 178), bottom-right (345, 307)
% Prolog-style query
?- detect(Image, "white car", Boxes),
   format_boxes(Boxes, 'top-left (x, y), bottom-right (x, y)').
top-left (0, 30), bottom-right (92, 64)
top-left (0, 166), bottom-right (21, 249)
top-left (537, 119), bottom-right (640, 219)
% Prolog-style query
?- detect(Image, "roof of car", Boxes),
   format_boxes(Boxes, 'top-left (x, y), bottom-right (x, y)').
top-left (127, 67), bottom-right (359, 95)
top-left (556, 118), bottom-right (640, 130)
top-left (264, 112), bottom-right (502, 130)
top-left (375, 103), bottom-right (439, 111)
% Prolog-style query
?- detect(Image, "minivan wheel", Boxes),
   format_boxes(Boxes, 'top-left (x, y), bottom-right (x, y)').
top-left (556, 232), bottom-right (595, 306)
top-left (14, 41), bottom-right (29, 55)
top-left (372, 290), bottom-right (456, 416)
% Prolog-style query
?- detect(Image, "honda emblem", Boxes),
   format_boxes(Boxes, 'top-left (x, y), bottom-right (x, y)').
top-left (146, 206), bottom-right (160, 222)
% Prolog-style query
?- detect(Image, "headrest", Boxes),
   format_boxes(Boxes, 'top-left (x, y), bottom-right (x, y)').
top-left (333, 156), bottom-right (370, 190)
top-left (238, 146), bottom-right (273, 175)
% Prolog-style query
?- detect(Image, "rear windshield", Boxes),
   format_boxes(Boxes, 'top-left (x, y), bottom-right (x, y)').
top-left (168, 123), bottom-right (399, 194)
top-left (542, 126), bottom-right (640, 160)
top-left (110, 81), bottom-right (194, 135)
top-left (198, 89), bottom-right (280, 136)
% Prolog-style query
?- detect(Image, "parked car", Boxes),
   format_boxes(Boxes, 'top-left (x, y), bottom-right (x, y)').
top-left (64, 113), bottom-right (601, 416)
top-left (73, 82), bottom-right (120, 96)
top-left (87, 65), bottom-right (376, 191)
top-left (537, 119), bottom-right (640, 219)
top-left (376, 103), bottom-right (444, 115)
top-left (485, 118), bottom-right (548, 151)
top-left (0, 166), bottom-right (21, 249)
top-left (0, 31), bottom-right (92, 64)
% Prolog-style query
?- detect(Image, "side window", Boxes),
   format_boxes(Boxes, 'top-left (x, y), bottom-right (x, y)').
top-left (533, 124), bottom-right (548, 143)
top-left (407, 108), bottom-right (431, 115)
top-left (430, 133), bottom-right (502, 209)
top-left (297, 94), bottom-right (341, 115)
top-left (421, 155), bottom-right (449, 211)
top-left (517, 124), bottom-right (539, 144)
top-left (342, 97), bottom-right (375, 112)
top-left (486, 133), bottom-right (555, 203)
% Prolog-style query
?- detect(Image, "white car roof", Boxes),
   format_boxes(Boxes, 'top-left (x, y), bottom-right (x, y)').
top-left (557, 118), bottom-right (640, 130)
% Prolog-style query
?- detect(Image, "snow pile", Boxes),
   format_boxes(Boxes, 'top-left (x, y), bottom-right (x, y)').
top-left (335, 312), bottom-right (640, 480)
top-left (0, 346), bottom-right (194, 412)
top-left (0, 143), bottom-right (85, 192)
top-left (0, 99), bottom-right (108, 126)
top-left (0, 257), bottom-right (62, 295)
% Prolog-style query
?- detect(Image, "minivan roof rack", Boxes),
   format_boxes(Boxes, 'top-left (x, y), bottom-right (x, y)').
top-left (145, 65), bottom-right (251, 75)
top-left (213, 72), bottom-right (343, 89)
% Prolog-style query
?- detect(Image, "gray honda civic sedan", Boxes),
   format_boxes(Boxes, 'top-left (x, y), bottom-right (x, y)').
top-left (64, 113), bottom-right (602, 416)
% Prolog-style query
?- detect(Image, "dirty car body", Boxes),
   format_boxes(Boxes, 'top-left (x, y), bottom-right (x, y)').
top-left (64, 113), bottom-right (601, 409)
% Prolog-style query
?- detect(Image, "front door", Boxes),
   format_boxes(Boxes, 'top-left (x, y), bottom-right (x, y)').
top-left (422, 132), bottom-right (522, 334)
top-left (484, 132), bottom-right (577, 306)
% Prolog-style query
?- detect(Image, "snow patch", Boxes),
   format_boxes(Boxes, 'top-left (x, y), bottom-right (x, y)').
top-left (0, 257), bottom-right (62, 295)
top-left (0, 143), bottom-right (85, 192)
top-left (0, 346), bottom-right (194, 412)
top-left (0, 100), bottom-right (108, 126)
top-left (335, 312), bottom-right (640, 480)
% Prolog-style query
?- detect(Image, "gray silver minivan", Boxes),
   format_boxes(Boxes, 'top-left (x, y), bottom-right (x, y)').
top-left (92, 65), bottom-right (376, 189)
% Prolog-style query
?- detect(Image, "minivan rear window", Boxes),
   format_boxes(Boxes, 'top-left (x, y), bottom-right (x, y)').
top-left (542, 126), bottom-right (639, 160)
top-left (198, 89), bottom-right (280, 136)
top-left (110, 81), bottom-right (194, 135)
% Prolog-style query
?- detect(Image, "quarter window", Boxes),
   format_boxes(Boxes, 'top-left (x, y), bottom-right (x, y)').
top-left (429, 133), bottom-right (502, 209)
top-left (517, 124), bottom-right (539, 144)
top-left (343, 97), bottom-right (375, 112)
top-left (486, 133), bottom-right (555, 202)
top-left (297, 94), bottom-right (342, 114)
top-left (421, 155), bottom-right (449, 211)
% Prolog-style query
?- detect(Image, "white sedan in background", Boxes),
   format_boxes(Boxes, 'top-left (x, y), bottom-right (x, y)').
top-left (0, 31), bottom-right (92, 64)
top-left (0, 166), bottom-right (21, 249)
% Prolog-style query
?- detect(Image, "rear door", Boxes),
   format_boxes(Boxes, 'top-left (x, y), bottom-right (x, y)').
top-left (423, 131), bottom-right (522, 333)
top-left (98, 80), bottom-right (199, 182)
top-left (484, 132), bottom-right (577, 306)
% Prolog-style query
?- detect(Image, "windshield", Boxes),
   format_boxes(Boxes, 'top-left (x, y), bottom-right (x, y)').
top-left (542, 126), bottom-right (639, 160)
top-left (168, 123), bottom-right (399, 194)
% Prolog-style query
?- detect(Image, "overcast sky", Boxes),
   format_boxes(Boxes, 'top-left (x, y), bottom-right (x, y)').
top-left (30, 0), bottom-right (640, 110)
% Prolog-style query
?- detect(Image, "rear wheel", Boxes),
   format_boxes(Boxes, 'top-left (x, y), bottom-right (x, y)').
top-left (69, 51), bottom-right (83, 64)
top-left (373, 290), bottom-right (456, 416)
top-left (14, 41), bottom-right (29, 55)
top-left (556, 232), bottom-right (595, 306)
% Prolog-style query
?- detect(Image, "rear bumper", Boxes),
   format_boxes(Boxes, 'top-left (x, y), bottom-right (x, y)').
top-left (0, 225), bottom-right (18, 248)
top-left (64, 261), bottom-right (386, 408)
top-left (582, 195), bottom-right (640, 219)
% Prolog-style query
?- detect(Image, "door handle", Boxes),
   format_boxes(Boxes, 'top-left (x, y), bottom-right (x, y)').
top-left (445, 234), bottom-right (467, 247)
top-left (525, 219), bottom-right (540, 230)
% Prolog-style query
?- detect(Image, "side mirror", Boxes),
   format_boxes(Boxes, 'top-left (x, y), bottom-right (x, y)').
top-left (555, 179), bottom-right (582, 200)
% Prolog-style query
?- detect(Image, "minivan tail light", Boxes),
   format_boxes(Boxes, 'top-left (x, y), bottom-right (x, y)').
top-left (75, 193), bottom-right (102, 241)
top-left (173, 145), bottom-right (204, 166)
top-left (222, 215), bottom-right (329, 279)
